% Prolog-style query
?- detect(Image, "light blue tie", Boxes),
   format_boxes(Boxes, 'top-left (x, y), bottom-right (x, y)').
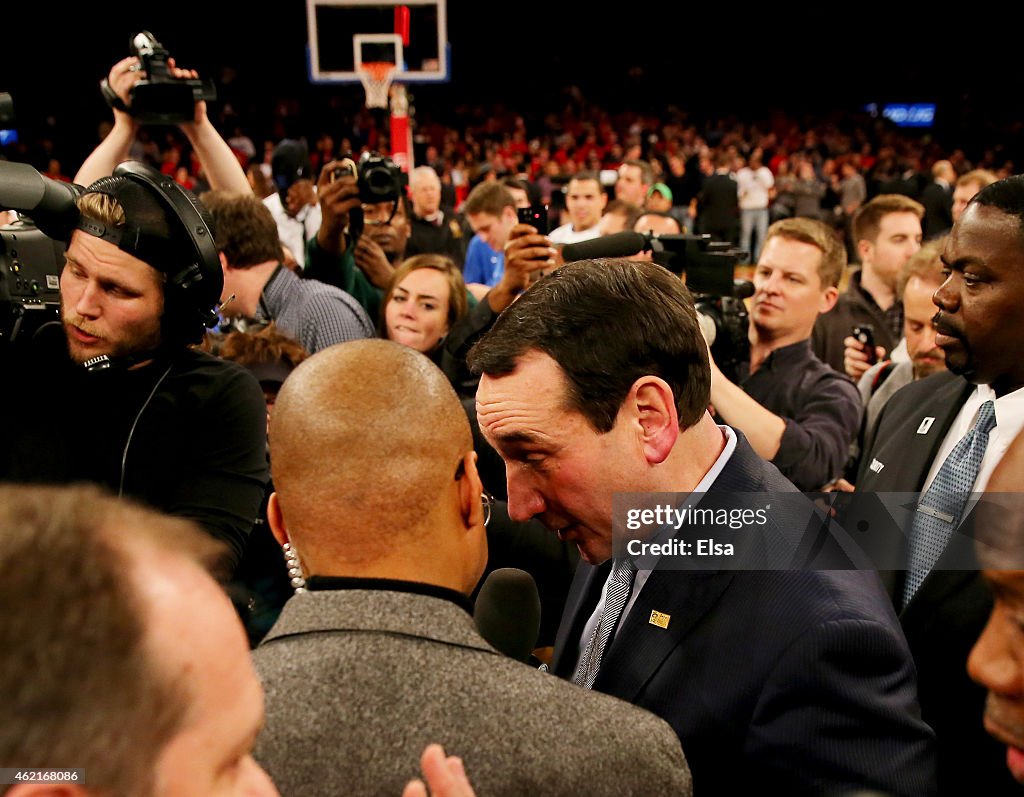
top-left (903, 400), bottom-right (997, 607)
top-left (572, 558), bottom-right (638, 689)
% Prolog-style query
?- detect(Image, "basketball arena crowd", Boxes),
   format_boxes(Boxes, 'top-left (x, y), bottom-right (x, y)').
top-left (6, 49), bottom-right (1024, 797)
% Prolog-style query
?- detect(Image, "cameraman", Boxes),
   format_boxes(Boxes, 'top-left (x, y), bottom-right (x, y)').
top-left (303, 158), bottom-right (409, 323)
top-left (76, 54), bottom-right (249, 194)
top-left (0, 164), bottom-right (268, 571)
top-left (707, 218), bottom-right (861, 490)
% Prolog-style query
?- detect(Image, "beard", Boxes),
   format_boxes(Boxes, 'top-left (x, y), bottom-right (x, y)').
top-left (61, 304), bottom-right (163, 366)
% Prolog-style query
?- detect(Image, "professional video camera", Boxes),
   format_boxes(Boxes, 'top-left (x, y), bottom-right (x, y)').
top-left (0, 162), bottom-right (82, 346)
top-left (100, 31), bottom-right (216, 125)
top-left (561, 231), bottom-right (753, 381)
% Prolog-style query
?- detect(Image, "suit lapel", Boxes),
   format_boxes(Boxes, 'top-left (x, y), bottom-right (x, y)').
top-left (859, 374), bottom-right (973, 493)
top-left (595, 568), bottom-right (733, 702)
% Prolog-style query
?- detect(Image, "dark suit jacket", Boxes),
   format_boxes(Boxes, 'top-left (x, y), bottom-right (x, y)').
top-left (551, 434), bottom-right (936, 796)
top-left (854, 371), bottom-right (1018, 795)
top-left (697, 171), bottom-right (739, 242)
top-left (406, 208), bottom-right (468, 266)
top-left (920, 180), bottom-right (953, 240)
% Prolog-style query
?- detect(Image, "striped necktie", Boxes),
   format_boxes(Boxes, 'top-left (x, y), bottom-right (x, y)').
top-left (572, 557), bottom-right (638, 689)
top-left (903, 400), bottom-right (996, 607)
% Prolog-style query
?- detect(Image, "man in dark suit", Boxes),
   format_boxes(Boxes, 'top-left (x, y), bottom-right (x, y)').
top-left (469, 259), bottom-right (936, 796)
top-left (406, 165), bottom-right (467, 266)
top-left (920, 160), bottom-right (956, 240)
top-left (696, 150), bottom-right (739, 244)
top-left (854, 174), bottom-right (1024, 795)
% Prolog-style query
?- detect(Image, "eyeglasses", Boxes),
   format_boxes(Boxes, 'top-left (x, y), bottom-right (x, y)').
top-left (482, 489), bottom-right (493, 528)
top-left (455, 460), bottom-right (494, 528)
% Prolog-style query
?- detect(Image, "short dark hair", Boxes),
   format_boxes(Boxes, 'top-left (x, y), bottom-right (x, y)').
top-left (467, 259), bottom-right (710, 432)
top-left (621, 159), bottom-right (654, 186)
top-left (570, 170), bottom-right (602, 190)
top-left (853, 194), bottom-right (924, 245)
top-left (464, 182), bottom-right (516, 217)
top-left (971, 174), bottom-right (1024, 237)
top-left (201, 191), bottom-right (285, 268)
top-left (0, 485), bottom-right (225, 797)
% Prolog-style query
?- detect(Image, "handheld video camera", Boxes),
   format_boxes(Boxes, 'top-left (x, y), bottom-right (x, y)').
top-left (102, 31), bottom-right (217, 125)
top-left (561, 231), bottom-right (753, 381)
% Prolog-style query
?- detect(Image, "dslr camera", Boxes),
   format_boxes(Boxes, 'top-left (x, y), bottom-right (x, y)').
top-left (102, 31), bottom-right (216, 125)
top-left (332, 152), bottom-right (407, 243)
top-left (333, 151), bottom-right (407, 205)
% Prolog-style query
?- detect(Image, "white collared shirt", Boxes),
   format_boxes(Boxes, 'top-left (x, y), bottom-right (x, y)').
top-left (922, 383), bottom-right (1024, 494)
top-left (263, 192), bottom-right (322, 270)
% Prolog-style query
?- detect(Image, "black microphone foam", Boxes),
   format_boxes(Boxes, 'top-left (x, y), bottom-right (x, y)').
top-left (0, 161), bottom-right (82, 240)
top-left (561, 230), bottom-right (647, 263)
top-left (474, 568), bottom-right (541, 663)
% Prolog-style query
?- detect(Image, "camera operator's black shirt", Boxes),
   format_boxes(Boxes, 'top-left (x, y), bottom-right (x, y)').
top-left (0, 328), bottom-right (268, 569)
top-left (733, 339), bottom-right (861, 490)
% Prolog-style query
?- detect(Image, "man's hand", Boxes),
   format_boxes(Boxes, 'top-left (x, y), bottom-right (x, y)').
top-left (486, 223), bottom-right (556, 313)
top-left (353, 234), bottom-right (396, 289)
top-left (842, 335), bottom-right (887, 381)
top-left (821, 477), bottom-right (856, 493)
top-left (104, 56), bottom-right (144, 123)
top-left (163, 57), bottom-right (211, 132)
top-left (402, 744), bottom-right (476, 797)
top-left (315, 161), bottom-right (361, 255)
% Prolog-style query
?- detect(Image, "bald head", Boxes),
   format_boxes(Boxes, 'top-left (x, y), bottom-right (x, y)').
top-left (269, 339), bottom-right (475, 567)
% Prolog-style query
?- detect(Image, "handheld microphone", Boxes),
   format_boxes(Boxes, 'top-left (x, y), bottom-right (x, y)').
top-left (474, 568), bottom-right (541, 663)
top-left (561, 231), bottom-right (649, 263)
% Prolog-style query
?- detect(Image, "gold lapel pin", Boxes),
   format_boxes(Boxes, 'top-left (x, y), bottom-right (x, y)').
top-left (649, 610), bottom-right (671, 629)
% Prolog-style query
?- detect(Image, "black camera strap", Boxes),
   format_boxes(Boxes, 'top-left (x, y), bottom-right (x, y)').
top-left (100, 78), bottom-right (129, 113)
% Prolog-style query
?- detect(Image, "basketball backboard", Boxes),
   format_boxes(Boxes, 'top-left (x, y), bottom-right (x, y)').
top-left (306, 0), bottom-right (449, 83)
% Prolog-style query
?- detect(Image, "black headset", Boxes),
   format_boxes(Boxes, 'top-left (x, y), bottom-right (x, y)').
top-left (110, 161), bottom-right (223, 335)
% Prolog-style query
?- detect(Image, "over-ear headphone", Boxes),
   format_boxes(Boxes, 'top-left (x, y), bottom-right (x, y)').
top-left (80, 161), bottom-right (223, 345)
top-left (112, 161), bottom-right (223, 336)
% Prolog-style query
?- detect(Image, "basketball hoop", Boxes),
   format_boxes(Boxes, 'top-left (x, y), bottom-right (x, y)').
top-left (358, 61), bottom-right (397, 109)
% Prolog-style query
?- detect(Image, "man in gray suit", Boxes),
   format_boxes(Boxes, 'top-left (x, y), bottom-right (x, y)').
top-left (255, 339), bottom-right (692, 797)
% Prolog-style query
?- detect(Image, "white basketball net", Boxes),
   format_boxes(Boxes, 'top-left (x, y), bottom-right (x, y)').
top-left (359, 62), bottom-right (397, 109)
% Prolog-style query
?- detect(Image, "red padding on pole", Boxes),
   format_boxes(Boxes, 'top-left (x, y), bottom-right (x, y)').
top-left (394, 6), bottom-right (411, 46)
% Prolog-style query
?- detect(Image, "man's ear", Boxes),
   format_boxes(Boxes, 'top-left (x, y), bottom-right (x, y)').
top-left (267, 492), bottom-right (290, 548)
top-left (856, 239), bottom-right (873, 266)
top-left (218, 251), bottom-right (229, 272)
top-left (629, 376), bottom-right (679, 465)
top-left (819, 284), bottom-right (840, 314)
top-left (457, 451), bottom-right (485, 532)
